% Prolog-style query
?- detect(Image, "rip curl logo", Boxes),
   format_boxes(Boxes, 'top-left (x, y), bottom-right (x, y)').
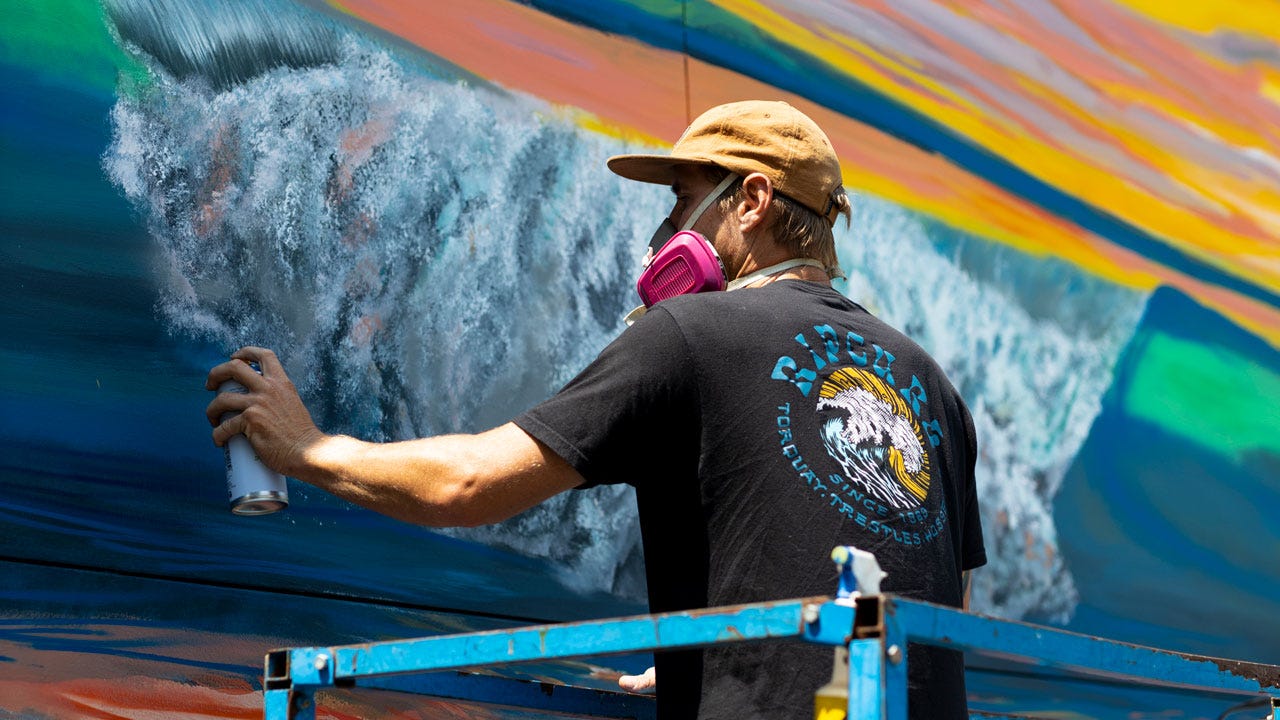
top-left (771, 324), bottom-right (950, 548)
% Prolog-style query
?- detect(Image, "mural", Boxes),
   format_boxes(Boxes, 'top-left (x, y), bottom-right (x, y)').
top-left (2, 0), bottom-right (1277, 717)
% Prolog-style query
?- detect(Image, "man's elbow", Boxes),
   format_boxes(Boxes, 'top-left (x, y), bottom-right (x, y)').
top-left (431, 496), bottom-right (497, 528)
top-left (420, 469), bottom-right (502, 528)
top-left (402, 426), bottom-right (570, 528)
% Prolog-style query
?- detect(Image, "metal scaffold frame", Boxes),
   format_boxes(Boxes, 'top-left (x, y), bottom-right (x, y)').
top-left (262, 592), bottom-right (1280, 719)
top-left (263, 548), bottom-right (1279, 718)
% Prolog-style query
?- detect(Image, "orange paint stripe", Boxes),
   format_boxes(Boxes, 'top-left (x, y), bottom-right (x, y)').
top-left (329, 0), bottom-right (687, 141)
top-left (0, 678), bottom-right (261, 720)
top-left (325, 0), bottom-right (1280, 347)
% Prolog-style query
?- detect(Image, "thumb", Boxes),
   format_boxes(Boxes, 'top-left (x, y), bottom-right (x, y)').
top-left (618, 666), bottom-right (656, 694)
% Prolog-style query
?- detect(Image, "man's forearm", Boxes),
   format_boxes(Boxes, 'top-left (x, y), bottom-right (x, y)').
top-left (297, 433), bottom-right (485, 526)
top-left (293, 423), bottom-right (584, 528)
top-left (206, 349), bottom-right (583, 528)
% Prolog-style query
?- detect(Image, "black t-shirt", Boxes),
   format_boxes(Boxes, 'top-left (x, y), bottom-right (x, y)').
top-left (515, 281), bottom-right (986, 720)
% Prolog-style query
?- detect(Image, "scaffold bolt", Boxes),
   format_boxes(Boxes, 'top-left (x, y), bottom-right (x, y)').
top-left (887, 645), bottom-right (902, 665)
top-left (803, 603), bottom-right (821, 625)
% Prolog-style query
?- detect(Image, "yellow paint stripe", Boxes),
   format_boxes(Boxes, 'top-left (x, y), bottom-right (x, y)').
top-left (708, 0), bottom-right (1280, 298)
top-left (1110, 0), bottom-right (1280, 41)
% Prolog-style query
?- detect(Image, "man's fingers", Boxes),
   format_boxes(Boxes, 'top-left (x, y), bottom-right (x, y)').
top-left (211, 411), bottom-right (247, 447)
top-left (205, 356), bottom-right (265, 392)
top-left (203, 346), bottom-right (318, 471)
top-left (232, 346), bottom-right (286, 379)
top-left (206, 391), bottom-right (251, 427)
top-left (206, 346), bottom-right (284, 392)
top-left (205, 358), bottom-right (239, 391)
top-left (617, 666), bottom-right (656, 694)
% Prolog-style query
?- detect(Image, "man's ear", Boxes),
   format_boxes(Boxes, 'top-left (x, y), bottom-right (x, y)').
top-left (738, 173), bottom-right (773, 234)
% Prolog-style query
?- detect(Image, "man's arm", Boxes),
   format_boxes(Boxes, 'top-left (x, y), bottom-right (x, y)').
top-left (963, 571), bottom-right (972, 611)
top-left (205, 347), bottom-right (584, 527)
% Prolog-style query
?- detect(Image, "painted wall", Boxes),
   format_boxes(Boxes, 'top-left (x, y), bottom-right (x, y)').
top-left (2, 1), bottom-right (1277, 717)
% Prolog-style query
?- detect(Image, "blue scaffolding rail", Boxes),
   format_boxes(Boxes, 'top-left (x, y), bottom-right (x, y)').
top-left (263, 550), bottom-right (1280, 719)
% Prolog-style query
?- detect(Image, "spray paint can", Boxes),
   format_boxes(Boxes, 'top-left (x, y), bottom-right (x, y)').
top-left (218, 363), bottom-right (289, 515)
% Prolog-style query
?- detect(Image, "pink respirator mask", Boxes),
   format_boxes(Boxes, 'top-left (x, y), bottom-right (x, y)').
top-left (634, 173), bottom-right (738, 310)
top-left (635, 228), bottom-right (726, 307)
top-left (624, 173), bottom-right (826, 325)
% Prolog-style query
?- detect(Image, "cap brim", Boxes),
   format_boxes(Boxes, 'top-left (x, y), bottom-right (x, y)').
top-left (607, 154), bottom-right (717, 185)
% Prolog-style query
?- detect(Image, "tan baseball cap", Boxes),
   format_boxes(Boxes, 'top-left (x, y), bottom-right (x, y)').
top-left (608, 100), bottom-right (846, 224)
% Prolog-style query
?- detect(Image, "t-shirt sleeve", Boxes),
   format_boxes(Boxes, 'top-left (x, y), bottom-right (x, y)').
top-left (514, 307), bottom-right (699, 489)
top-left (959, 400), bottom-right (987, 571)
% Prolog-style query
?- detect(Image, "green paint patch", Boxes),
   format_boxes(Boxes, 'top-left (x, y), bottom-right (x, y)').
top-left (1123, 330), bottom-right (1280, 462)
top-left (3, 0), bottom-right (148, 92)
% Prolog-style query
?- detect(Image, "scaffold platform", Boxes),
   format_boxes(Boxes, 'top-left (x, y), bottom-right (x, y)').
top-left (262, 549), bottom-right (1280, 719)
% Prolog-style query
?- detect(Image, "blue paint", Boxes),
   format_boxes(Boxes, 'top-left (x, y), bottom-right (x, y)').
top-left (967, 664), bottom-right (1275, 719)
top-left (263, 689), bottom-right (300, 720)
top-left (803, 601), bottom-right (858, 647)
top-left (0, 47), bottom-right (648, 621)
top-left (1140, 286), bottom-right (1280, 361)
top-left (1, 559), bottom-right (647, 700)
top-left (847, 639), bottom-right (886, 720)
top-left (0, 621), bottom-right (256, 676)
top-left (524, 0), bottom-right (685, 54)
top-left (0, 450), bottom-right (644, 621)
top-left (359, 674), bottom-right (657, 719)
top-left (1056, 287), bottom-right (1280, 663)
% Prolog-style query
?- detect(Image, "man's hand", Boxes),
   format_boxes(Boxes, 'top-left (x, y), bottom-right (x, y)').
top-left (204, 348), bottom-right (583, 528)
top-left (618, 666), bottom-right (656, 694)
top-left (205, 347), bottom-right (326, 477)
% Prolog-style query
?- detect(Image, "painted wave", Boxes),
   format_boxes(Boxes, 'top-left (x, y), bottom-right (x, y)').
top-left (101, 0), bottom-right (1148, 620)
top-left (104, 0), bottom-right (340, 90)
top-left (838, 201), bottom-right (1147, 622)
top-left (103, 0), bottom-right (657, 599)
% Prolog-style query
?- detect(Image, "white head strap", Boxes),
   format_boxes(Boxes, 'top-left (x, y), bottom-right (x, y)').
top-left (726, 258), bottom-right (825, 291)
top-left (680, 173), bottom-right (739, 232)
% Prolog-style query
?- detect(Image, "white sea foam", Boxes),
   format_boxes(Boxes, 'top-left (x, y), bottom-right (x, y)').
top-left (837, 199), bottom-right (1147, 621)
top-left (103, 0), bottom-right (1148, 617)
top-left (104, 27), bottom-right (660, 597)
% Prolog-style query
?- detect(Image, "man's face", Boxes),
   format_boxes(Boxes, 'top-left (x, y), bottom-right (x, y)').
top-left (668, 165), bottom-right (749, 278)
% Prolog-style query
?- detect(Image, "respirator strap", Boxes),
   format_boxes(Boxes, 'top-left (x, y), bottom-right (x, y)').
top-left (623, 304), bottom-right (648, 325)
top-left (625, 173), bottom-right (775, 327)
top-left (726, 258), bottom-right (826, 291)
top-left (680, 173), bottom-right (739, 232)
top-left (625, 259), bottom-right (825, 326)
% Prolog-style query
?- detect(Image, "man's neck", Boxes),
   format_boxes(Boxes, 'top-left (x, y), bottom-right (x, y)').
top-left (731, 259), bottom-right (831, 290)
top-left (776, 263), bottom-right (831, 285)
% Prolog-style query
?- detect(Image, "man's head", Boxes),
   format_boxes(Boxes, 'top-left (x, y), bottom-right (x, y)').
top-left (608, 100), bottom-right (851, 279)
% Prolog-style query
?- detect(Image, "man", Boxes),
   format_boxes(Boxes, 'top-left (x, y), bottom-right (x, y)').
top-left (206, 100), bottom-right (985, 719)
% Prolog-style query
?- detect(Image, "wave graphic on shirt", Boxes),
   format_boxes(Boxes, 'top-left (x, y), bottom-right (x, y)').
top-left (101, 0), bottom-right (1149, 620)
top-left (817, 374), bottom-right (928, 510)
